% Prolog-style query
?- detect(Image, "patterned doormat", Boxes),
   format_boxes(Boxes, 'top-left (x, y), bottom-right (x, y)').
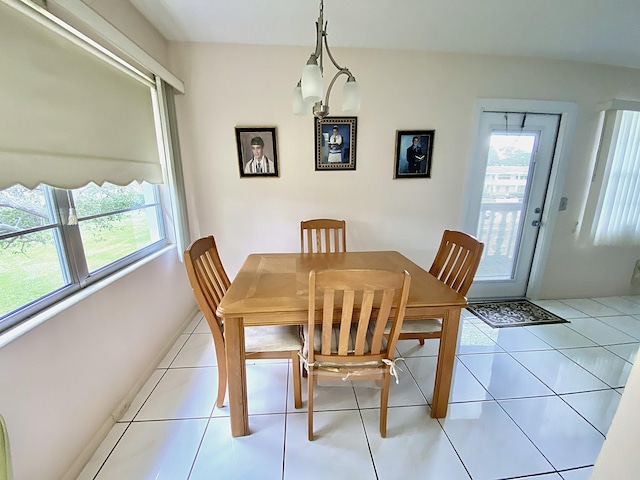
top-left (467, 300), bottom-right (569, 328)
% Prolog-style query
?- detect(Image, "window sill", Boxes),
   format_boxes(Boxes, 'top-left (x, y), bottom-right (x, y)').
top-left (0, 244), bottom-right (176, 349)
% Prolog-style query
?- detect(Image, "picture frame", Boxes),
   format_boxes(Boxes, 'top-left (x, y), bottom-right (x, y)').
top-left (394, 130), bottom-right (435, 178)
top-left (314, 117), bottom-right (357, 170)
top-left (235, 127), bottom-right (279, 177)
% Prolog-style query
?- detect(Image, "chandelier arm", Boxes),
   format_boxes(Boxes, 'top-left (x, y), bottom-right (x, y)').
top-left (309, 1), bottom-right (324, 70)
top-left (311, 20), bottom-right (323, 66)
top-left (322, 27), bottom-right (349, 73)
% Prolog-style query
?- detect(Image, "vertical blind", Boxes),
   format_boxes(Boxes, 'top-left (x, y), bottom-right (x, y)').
top-left (593, 109), bottom-right (640, 246)
top-left (0, 0), bottom-right (163, 190)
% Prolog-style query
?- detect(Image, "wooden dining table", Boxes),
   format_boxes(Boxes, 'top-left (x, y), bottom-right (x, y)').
top-left (216, 250), bottom-right (467, 437)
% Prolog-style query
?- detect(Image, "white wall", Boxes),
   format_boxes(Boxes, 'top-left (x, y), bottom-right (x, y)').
top-left (169, 42), bottom-right (640, 298)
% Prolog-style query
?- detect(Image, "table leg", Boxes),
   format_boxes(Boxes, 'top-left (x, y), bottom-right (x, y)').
top-left (431, 308), bottom-right (461, 418)
top-left (225, 317), bottom-right (249, 436)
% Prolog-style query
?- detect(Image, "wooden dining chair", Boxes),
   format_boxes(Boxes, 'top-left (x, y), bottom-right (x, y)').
top-left (303, 268), bottom-right (411, 440)
top-left (388, 230), bottom-right (484, 345)
top-left (300, 219), bottom-right (346, 253)
top-left (184, 236), bottom-right (302, 409)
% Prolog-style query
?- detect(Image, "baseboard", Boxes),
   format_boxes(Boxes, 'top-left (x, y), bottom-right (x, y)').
top-left (60, 306), bottom-right (200, 480)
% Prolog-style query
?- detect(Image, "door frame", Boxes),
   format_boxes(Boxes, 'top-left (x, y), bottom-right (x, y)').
top-left (462, 99), bottom-right (578, 300)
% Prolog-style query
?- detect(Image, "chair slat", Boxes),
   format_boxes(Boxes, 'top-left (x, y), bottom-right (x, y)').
top-left (321, 290), bottom-right (335, 355)
top-left (354, 289), bottom-right (375, 355)
top-left (338, 290), bottom-right (355, 355)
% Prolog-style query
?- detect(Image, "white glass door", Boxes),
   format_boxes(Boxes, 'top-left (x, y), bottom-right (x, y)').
top-left (465, 112), bottom-right (560, 299)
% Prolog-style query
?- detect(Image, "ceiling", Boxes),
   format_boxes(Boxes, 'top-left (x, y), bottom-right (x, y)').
top-left (127, 0), bottom-right (640, 70)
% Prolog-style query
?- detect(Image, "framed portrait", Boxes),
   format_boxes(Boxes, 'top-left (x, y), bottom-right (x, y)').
top-left (394, 130), bottom-right (435, 179)
top-left (314, 117), bottom-right (357, 171)
top-left (235, 127), bottom-right (279, 177)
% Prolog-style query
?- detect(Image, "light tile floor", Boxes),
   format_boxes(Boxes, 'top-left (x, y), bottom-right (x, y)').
top-left (77, 296), bottom-right (640, 480)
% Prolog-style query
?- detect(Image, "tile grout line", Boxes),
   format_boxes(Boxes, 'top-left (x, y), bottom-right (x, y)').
top-left (185, 417), bottom-right (212, 480)
top-left (353, 386), bottom-right (380, 480)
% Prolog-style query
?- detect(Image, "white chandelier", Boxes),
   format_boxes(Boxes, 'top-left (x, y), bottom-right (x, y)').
top-left (292, 0), bottom-right (361, 118)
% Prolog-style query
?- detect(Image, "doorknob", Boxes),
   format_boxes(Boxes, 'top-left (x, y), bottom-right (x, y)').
top-left (532, 220), bottom-right (542, 227)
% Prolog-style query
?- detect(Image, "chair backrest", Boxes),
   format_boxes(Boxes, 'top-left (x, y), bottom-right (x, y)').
top-left (300, 219), bottom-right (346, 253)
top-left (429, 230), bottom-right (484, 296)
top-left (307, 269), bottom-right (411, 367)
top-left (183, 236), bottom-right (230, 343)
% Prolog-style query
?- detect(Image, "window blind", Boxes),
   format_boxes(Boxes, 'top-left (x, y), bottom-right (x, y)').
top-left (593, 109), bottom-right (640, 245)
top-left (0, 0), bottom-right (163, 190)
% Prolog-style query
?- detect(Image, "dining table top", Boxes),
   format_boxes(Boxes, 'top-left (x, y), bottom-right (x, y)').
top-left (216, 250), bottom-right (468, 323)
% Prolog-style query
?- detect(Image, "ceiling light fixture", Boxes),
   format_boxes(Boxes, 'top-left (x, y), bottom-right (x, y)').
top-left (292, 0), bottom-right (360, 118)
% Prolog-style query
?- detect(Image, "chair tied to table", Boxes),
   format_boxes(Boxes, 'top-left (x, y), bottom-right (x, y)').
top-left (302, 268), bottom-right (411, 440)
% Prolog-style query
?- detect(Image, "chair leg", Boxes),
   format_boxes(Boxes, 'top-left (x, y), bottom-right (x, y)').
top-left (418, 338), bottom-right (425, 346)
top-left (380, 372), bottom-right (391, 438)
top-left (291, 352), bottom-right (302, 409)
top-left (214, 345), bottom-right (227, 408)
top-left (307, 368), bottom-right (314, 441)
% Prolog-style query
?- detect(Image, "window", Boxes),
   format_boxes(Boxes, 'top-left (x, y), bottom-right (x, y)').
top-left (0, 3), bottom-right (191, 335)
top-left (591, 105), bottom-right (640, 246)
top-left (0, 182), bottom-right (165, 331)
top-left (0, 3), bottom-right (189, 335)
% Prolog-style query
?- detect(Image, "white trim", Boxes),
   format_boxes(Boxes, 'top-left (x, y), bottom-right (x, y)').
top-left (156, 78), bottom-right (190, 258)
top-left (3, 0), bottom-right (155, 88)
top-left (597, 99), bottom-right (640, 112)
top-left (462, 98), bottom-right (578, 300)
top-left (41, 0), bottom-right (185, 93)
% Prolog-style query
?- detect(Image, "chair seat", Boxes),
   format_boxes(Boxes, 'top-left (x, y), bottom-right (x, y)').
top-left (301, 324), bottom-right (388, 386)
top-left (245, 325), bottom-right (302, 353)
top-left (384, 318), bottom-right (443, 334)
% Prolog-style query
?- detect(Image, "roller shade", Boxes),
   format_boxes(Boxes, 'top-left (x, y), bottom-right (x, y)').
top-left (0, 1), bottom-right (163, 190)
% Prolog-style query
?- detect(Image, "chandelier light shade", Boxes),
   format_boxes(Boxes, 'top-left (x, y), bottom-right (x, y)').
top-left (301, 58), bottom-right (323, 102)
top-left (342, 77), bottom-right (361, 113)
top-left (292, 81), bottom-right (306, 115)
top-left (292, 0), bottom-right (361, 118)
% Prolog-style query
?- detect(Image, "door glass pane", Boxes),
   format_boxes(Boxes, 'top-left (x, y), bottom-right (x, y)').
top-left (476, 133), bottom-right (536, 279)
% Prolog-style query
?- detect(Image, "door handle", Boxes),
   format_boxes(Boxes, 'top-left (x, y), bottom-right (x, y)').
top-left (532, 220), bottom-right (542, 227)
